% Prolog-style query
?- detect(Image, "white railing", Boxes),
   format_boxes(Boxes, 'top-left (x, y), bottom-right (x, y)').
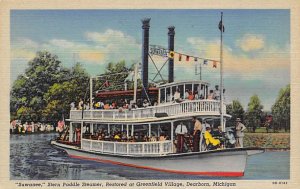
top-left (70, 100), bottom-right (226, 121)
top-left (81, 139), bottom-right (173, 156)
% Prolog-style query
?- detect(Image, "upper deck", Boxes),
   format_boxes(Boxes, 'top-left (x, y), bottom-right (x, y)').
top-left (69, 99), bottom-right (227, 122)
top-left (69, 80), bottom-right (225, 122)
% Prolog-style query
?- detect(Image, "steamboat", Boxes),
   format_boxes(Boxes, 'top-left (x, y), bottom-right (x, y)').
top-left (51, 15), bottom-right (264, 177)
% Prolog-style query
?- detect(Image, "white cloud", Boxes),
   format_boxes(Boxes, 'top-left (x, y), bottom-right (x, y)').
top-left (85, 29), bottom-right (137, 45)
top-left (11, 49), bottom-right (36, 60)
top-left (236, 34), bottom-right (265, 52)
top-left (186, 36), bottom-right (289, 76)
top-left (11, 28), bottom-right (143, 72)
top-left (48, 39), bottom-right (85, 49)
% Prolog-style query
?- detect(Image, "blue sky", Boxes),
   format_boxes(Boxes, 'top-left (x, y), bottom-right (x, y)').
top-left (11, 9), bottom-right (290, 110)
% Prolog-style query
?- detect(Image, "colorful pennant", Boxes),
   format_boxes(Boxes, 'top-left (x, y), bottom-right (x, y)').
top-left (213, 61), bottom-right (217, 68)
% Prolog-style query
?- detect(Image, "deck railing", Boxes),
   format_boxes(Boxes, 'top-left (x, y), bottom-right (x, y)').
top-left (70, 99), bottom-right (225, 121)
top-left (81, 139), bottom-right (173, 155)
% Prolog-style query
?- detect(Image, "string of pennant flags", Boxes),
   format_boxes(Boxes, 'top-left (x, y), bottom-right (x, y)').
top-left (168, 14), bottom-right (224, 69)
top-left (167, 50), bottom-right (219, 68)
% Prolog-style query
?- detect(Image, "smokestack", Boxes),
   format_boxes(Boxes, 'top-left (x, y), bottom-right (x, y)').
top-left (168, 26), bottom-right (175, 83)
top-left (141, 18), bottom-right (150, 100)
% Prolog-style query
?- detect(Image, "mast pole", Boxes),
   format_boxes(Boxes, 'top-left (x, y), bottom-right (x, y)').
top-left (133, 63), bottom-right (138, 103)
top-left (220, 12), bottom-right (224, 132)
top-left (90, 77), bottom-right (93, 109)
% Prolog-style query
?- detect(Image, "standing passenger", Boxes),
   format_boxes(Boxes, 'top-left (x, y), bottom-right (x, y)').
top-left (175, 122), bottom-right (188, 153)
top-left (235, 118), bottom-right (246, 147)
top-left (214, 85), bottom-right (220, 100)
top-left (192, 117), bottom-right (202, 152)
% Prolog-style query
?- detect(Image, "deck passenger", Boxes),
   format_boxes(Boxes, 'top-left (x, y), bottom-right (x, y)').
top-left (194, 91), bottom-right (199, 100)
top-left (214, 85), bottom-right (220, 100)
top-left (75, 126), bottom-right (81, 142)
top-left (149, 136), bottom-right (157, 142)
top-left (208, 90), bottom-right (214, 100)
top-left (159, 133), bottom-right (166, 141)
top-left (188, 90), bottom-right (195, 100)
top-left (192, 117), bottom-right (202, 152)
top-left (204, 126), bottom-right (221, 150)
top-left (78, 99), bottom-right (83, 110)
top-left (174, 89), bottom-right (183, 103)
top-left (200, 120), bottom-right (208, 151)
top-left (235, 118), bottom-right (246, 148)
top-left (70, 102), bottom-right (75, 110)
top-left (104, 102), bottom-right (110, 109)
top-left (143, 100), bottom-right (150, 107)
top-left (175, 122), bottom-right (188, 153)
top-left (185, 89), bottom-right (189, 99)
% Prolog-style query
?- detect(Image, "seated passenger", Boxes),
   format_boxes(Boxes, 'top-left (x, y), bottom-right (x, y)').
top-left (121, 132), bottom-right (128, 141)
top-left (188, 91), bottom-right (194, 100)
top-left (149, 136), bottom-right (157, 142)
top-left (143, 135), bottom-right (149, 142)
top-left (174, 89), bottom-right (183, 103)
top-left (194, 91), bottom-right (199, 100)
top-left (159, 134), bottom-right (166, 141)
top-left (114, 134), bottom-right (121, 141)
top-left (207, 90), bottom-right (214, 100)
top-left (104, 103), bottom-right (110, 110)
top-left (185, 89), bottom-right (189, 99)
top-left (143, 100), bottom-right (150, 107)
top-left (204, 126), bottom-right (221, 150)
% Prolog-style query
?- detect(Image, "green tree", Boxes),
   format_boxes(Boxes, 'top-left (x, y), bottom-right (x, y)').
top-left (10, 51), bottom-right (90, 123)
top-left (43, 63), bottom-right (90, 121)
top-left (226, 100), bottom-right (245, 127)
top-left (271, 85), bottom-right (290, 132)
top-left (10, 51), bottom-right (64, 122)
top-left (94, 60), bottom-right (133, 91)
top-left (245, 95), bottom-right (263, 132)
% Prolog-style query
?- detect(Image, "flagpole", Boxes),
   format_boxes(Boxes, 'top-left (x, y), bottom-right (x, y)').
top-left (133, 63), bottom-right (138, 103)
top-left (220, 12), bottom-right (225, 133)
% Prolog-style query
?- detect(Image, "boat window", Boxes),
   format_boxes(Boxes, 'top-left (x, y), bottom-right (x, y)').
top-left (177, 85), bottom-right (184, 98)
top-left (159, 122), bottom-right (171, 140)
top-left (132, 124), bottom-right (149, 142)
top-left (150, 123), bottom-right (171, 141)
top-left (174, 120), bottom-right (193, 134)
top-left (110, 124), bottom-right (122, 134)
top-left (93, 124), bottom-right (108, 134)
top-left (166, 88), bottom-right (171, 102)
top-left (160, 88), bottom-right (165, 103)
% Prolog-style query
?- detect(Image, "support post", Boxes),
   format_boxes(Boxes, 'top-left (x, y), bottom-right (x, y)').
top-left (171, 121), bottom-right (174, 141)
top-left (69, 122), bottom-right (73, 142)
top-left (131, 125), bottom-right (134, 136)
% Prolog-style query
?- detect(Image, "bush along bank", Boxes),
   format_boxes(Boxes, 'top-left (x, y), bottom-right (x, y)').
top-left (244, 133), bottom-right (290, 150)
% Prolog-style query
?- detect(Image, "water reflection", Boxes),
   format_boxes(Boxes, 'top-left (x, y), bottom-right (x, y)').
top-left (10, 133), bottom-right (289, 180)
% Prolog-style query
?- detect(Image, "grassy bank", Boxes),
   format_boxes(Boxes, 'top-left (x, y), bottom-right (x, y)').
top-left (244, 133), bottom-right (290, 149)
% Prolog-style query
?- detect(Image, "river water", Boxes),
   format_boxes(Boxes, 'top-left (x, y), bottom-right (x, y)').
top-left (10, 133), bottom-right (289, 180)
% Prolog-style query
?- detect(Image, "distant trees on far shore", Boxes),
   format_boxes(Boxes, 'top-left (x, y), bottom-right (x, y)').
top-left (226, 85), bottom-right (290, 133)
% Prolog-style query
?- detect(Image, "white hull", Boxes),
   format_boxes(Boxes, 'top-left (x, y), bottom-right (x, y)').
top-left (51, 141), bottom-right (264, 177)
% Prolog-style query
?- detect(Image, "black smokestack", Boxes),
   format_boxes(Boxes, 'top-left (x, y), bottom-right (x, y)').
top-left (168, 26), bottom-right (175, 83)
top-left (141, 18), bottom-right (150, 100)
